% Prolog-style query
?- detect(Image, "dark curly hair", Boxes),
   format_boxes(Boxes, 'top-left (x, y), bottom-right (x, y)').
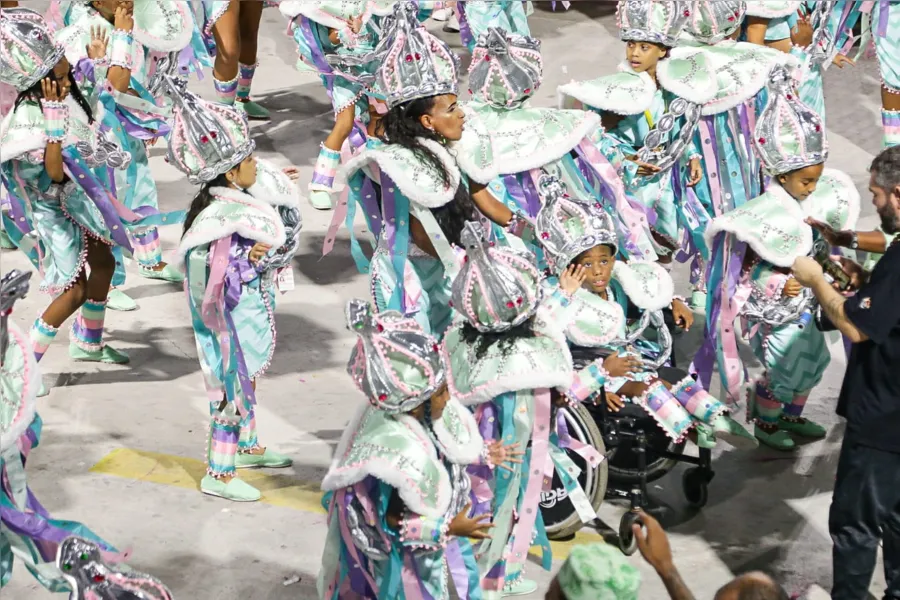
top-left (380, 96), bottom-right (477, 247)
top-left (15, 67), bottom-right (94, 124)
top-left (182, 174), bottom-right (229, 237)
top-left (460, 318), bottom-right (537, 361)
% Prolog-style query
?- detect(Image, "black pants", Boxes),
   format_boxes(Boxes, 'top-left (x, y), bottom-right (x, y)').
top-left (830, 441), bottom-right (900, 599)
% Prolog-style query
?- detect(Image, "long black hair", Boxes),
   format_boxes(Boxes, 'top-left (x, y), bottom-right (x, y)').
top-left (460, 318), bottom-right (537, 361)
top-left (14, 67), bottom-right (94, 124)
top-left (183, 174), bottom-right (229, 237)
top-left (380, 96), bottom-right (477, 247)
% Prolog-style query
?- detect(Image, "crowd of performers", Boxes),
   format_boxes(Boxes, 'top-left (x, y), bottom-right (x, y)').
top-left (1, 0), bottom-right (898, 598)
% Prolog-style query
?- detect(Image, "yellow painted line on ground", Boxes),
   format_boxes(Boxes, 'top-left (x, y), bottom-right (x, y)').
top-left (91, 448), bottom-right (605, 560)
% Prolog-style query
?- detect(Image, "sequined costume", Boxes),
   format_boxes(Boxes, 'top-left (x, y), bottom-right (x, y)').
top-left (318, 299), bottom-right (485, 600)
top-left (456, 1), bottom-right (532, 52)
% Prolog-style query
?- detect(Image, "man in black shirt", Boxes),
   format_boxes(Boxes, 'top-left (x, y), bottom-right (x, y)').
top-left (792, 145), bottom-right (900, 600)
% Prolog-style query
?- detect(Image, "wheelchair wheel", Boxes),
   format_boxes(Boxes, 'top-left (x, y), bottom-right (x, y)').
top-left (540, 403), bottom-right (608, 540)
top-left (682, 467), bottom-right (710, 509)
top-left (618, 510), bottom-right (641, 556)
top-left (601, 404), bottom-right (686, 485)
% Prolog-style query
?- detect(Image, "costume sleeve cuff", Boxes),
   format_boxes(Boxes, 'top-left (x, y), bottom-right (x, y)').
top-left (40, 101), bottom-right (68, 143)
top-left (398, 512), bottom-right (448, 552)
top-left (566, 359), bottom-right (609, 404)
top-left (108, 29), bottom-right (134, 70)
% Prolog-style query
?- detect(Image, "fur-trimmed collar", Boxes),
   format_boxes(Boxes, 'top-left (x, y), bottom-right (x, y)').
top-left (431, 399), bottom-right (484, 465)
top-left (613, 260), bottom-right (675, 311)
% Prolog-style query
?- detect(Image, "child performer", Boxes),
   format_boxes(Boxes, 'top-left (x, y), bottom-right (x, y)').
top-left (318, 299), bottom-right (490, 600)
top-left (165, 78), bottom-right (302, 501)
top-left (698, 66), bottom-right (860, 450)
top-left (535, 174), bottom-right (756, 449)
top-left (442, 222), bottom-right (613, 597)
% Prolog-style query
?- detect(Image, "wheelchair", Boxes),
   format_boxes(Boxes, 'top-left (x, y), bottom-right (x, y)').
top-left (540, 308), bottom-right (715, 554)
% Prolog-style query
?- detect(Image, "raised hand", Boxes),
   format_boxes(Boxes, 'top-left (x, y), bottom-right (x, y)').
top-left (486, 440), bottom-right (524, 473)
top-left (114, 3), bottom-right (134, 32)
top-left (559, 264), bottom-right (587, 295)
top-left (805, 217), bottom-right (853, 247)
top-left (86, 25), bottom-right (109, 59)
top-left (448, 503), bottom-right (493, 540)
top-left (41, 77), bottom-right (69, 102)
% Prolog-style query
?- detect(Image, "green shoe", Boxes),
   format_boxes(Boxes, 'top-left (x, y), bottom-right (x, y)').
top-left (139, 264), bottom-right (185, 284)
top-left (235, 448), bottom-right (293, 469)
top-left (235, 99), bottom-right (270, 120)
top-left (502, 578), bottom-right (538, 597)
top-left (309, 189), bottom-right (333, 210)
top-left (200, 475), bottom-right (261, 502)
top-left (106, 289), bottom-right (138, 312)
top-left (69, 344), bottom-right (130, 365)
top-left (711, 414), bottom-right (759, 450)
top-left (0, 230), bottom-right (15, 250)
top-left (778, 417), bottom-right (826, 439)
top-left (694, 423), bottom-right (717, 449)
top-left (690, 290), bottom-right (707, 310)
top-left (754, 425), bottom-right (796, 451)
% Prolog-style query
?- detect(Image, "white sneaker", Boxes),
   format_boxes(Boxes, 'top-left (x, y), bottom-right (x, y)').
top-left (443, 13), bottom-right (460, 32)
top-left (432, 7), bottom-right (450, 21)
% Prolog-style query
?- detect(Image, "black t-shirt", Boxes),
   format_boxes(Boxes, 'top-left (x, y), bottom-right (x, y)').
top-left (836, 241), bottom-right (900, 454)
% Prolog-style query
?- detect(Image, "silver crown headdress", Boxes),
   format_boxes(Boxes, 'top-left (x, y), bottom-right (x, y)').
top-left (753, 66), bottom-right (827, 175)
top-left (346, 299), bottom-right (445, 414)
top-left (805, 1), bottom-right (840, 68)
top-left (687, 1), bottom-right (746, 44)
top-left (162, 77), bottom-right (255, 184)
top-left (450, 221), bottom-right (542, 333)
top-left (57, 537), bottom-right (174, 599)
top-left (468, 28), bottom-right (542, 109)
top-left (0, 8), bottom-right (66, 92)
top-left (1, 270), bottom-right (31, 374)
top-left (535, 174), bottom-right (619, 274)
top-left (617, 0), bottom-right (692, 48)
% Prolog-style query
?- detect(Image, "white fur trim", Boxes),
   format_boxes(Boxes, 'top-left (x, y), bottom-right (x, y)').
top-left (820, 168), bottom-right (860, 231)
top-left (279, 1), bottom-right (361, 30)
top-left (557, 63), bottom-right (655, 116)
top-left (247, 158), bottom-right (302, 208)
top-left (431, 399), bottom-right (484, 465)
top-left (744, 1), bottom-right (801, 19)
top-left (612, 261), bottom-right (675, 311)
top-left (132, 0), bottom-right (194, 52)
top-left (658, 48), bottom-right (718, 105)
top-left (490, 111), bottom-right (602, 175)
top-left (0, 134), bottom-right (46, 164)
top-left (450, 107), bottom-right (499, 184)
top-left (0, 323), bottom-right (41, 454)
top-left (699, 43), bottom-right (800, 116)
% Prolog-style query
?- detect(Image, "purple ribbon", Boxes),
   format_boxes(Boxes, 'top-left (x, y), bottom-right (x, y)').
top-left (445, 541), bottom-right (471, 600)
top-left (359, 175), bottom-right (383, 235)
top-left (223, 237), bottom-right (260, 311)
top-left (877, 0), bottom-right (890, 37)
top-left (62, 151), bottom-right (133, 251)
top-left (456, 2), bottom-right (474, 48)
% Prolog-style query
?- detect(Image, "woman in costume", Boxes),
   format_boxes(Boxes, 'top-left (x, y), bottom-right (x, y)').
top-left (698, 66), bottom-right (860, 450)
top-left (0, 8), bottom-right (171, 389)
top-left (317, 299), bottom-right (491, 600)
top-left (53, 0), bottom-right (196, 311)
top-left (1, 270), bottom-right (173, 599)
top-left (442, 222), bottom-right (614, 597)
top-left (330, 2), bottom-right (515, 338)
top-left (458, 28), bottom-right (659, 265)
top-left (456, 0), bottom-right (532, 53)
top-left (534, 174), bottom-right (757, 450)
top-left (165, 78), bottom-right (302, 501)
top-left (558, 0), bottom-right (718, 306)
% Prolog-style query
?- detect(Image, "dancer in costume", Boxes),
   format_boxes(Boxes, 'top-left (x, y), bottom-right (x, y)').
top-left (698, 66), bottom-right (860, 450)
top-left (534, 174), bottom-right (756, 450)
top-left (558, 0), bottom-right (718, 306)
top-left (53, 0), bottom-right (197, 311)
top-left (459, 28), bottom-right (659, 265)
top-left (0, 8), bottom-right (172, 392)
top-left (456, 1), bottom-right (532, 53)
top-left (442, 222), bottom-right (613, 597)
top-left (165, 78), bottom-right (302, 502)
top-left (317, 299), bottom-right (491, 600)
top-left (329, 2), bottom-right (515, 338)
top-left (1, 270), bottom-right (174, 597)
top-left (200, 0), bottom-right (270, 119)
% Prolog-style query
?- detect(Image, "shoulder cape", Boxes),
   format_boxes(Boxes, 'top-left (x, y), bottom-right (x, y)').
top-left (62, 0), bottom-right (192, 52)
top-left (279, 0), bottom-right (376, 30)
top-left (745, 1), bottom-right (801, 19)
top-left (0, 98), bottom-right (94, 164)
top-left (1, 321), bottom-right (42, 454)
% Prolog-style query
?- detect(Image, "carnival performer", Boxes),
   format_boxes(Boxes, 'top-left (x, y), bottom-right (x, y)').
top-left (558, 0), bottom-right (718, 306)
top-left (442, 221), bottom-right (612, 597)
top-left (53, 0), bottom-right (197, 311)
top-left (697, 66), bottom-right (860, 450)
top-left (317, 299), bottom-right (491, 600)
top-left (1, 271), bottom-right (174, 598)
top-left (328, 2), bottom-right (515, 338)
top-left (0, 8), bottom-right (174, 389)
top-left (458, 28), bottom-right (658, 265)
top-left (456, 0), bottom-right (532, 53)
top-left (534, 174), bottom-right (757, 450)
top-left (165, 78), bottom-right (301, 501)
top-left (199, 0), bottom-right (269, 119)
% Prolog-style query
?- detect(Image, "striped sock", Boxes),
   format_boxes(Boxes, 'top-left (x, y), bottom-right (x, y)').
top-left (30, 318), bottom-right (58, 362)
top-left (238, 408), bottom-right (259, 452)
top-left (883, 109), bottom-right (900, 148)
top-left (213, 74), bottom-right (239, 106)
top-left (237, 62), bottom-right (257, 102)
top-left (131, 228), bottom-right (162, 269)
top-left (753, 382), bottom-right (784, 424)
top-left (71, 299), bottom-right (107, 352)
top-left (783, 393), bottom-right (809, 418)
top-left (207, 415), bottom-right (240, 477)
top-left (310, 144), bottom-right (342, 191)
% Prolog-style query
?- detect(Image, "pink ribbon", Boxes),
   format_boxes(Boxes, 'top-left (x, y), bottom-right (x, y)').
top-left (510, 389), bottom-right (551, 561)
top-left (401, 554), bottom-right (426, 600)
top-left (199, 237), bottom-right (241, 410)
top-left (719, 263), bottom-right (753, 405)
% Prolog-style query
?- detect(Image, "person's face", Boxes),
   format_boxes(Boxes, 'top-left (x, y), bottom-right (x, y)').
top-left (51, 56), bottom-right (70, 86)
top-left (777, 163), bottom-right (825, 202)
top-left (92, 0), bottom-right (132, 20)
top-left (227, 154), bottom-right (258, 190)
top-left (419, 94), bottom-right (465, 142)
top-left (714, 572), bottom-right (779, 600)
top-left (429, 384), bottom-right (449, 421)
top-left (869, 171), bottom-right (900, 235)
top-left (625, 41), bottom-right (667, 73)
top-left (574, 245), bottom-right (616, 295)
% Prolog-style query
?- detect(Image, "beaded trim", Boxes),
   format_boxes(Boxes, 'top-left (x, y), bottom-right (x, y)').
top-left (108, 29), bottom-right (135, 70)
top-left (40, 100), bottom-right (69, 143)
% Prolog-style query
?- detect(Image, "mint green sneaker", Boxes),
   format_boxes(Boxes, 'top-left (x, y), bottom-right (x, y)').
top-left (69, 344), bottom-right (130, 364)
top-left (690, 290), bottom-right (707, 311)
top-left (200, 475), bottom-right (261, 502)
top-left (139, 264), bottom-right (184, 284)
top-left (778, 417), bottom-right (826, 439)
top-left (106, 289), bottom-right (138, 312)
top-left (235, 448), bottom-right (293, 469)
top-left (694, 423), bottom-right (717, 449)
top-left (309, 189), bottom-right (333, 211)
top-left (754, 425), bottom-right (795, 451)
top-left (235, 99), bottom-right (270, 120)
top-left (502, 578), bottom-right (538, 597)
top-left (711, 414), bottom-right (759, 450)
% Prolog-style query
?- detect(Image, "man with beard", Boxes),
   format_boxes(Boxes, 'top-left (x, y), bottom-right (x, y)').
top-left (792, 145), bottom-right (900, 600)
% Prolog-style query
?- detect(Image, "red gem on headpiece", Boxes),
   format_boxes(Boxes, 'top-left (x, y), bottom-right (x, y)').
top-left (758, 137), bottom-right (766, 144)
top-left (540, 232), bottom-right (550, 239)
top-left (524, 88), bottom-right (532, 94)
top-left (376, 323), bottom-right (384, 332)
top-left (506, 301), bottom-right (515, 308)
top-left (485, 55), bottom-right (491, 61)
top-left (200, 135), bottom-right (209, 144)
top-left (432, 344), bottom-right (440, 353)
top-left (210, 131), bottom-right (218, 139)
top-left (683, 10), bottom-right (690, 16)
top-left (728, 15), bottom-right (735, 21)
top-left (786, 94), bottom-right (793, 100)
top-left (378, 393), bottom-right (387, 402)
top-left (415, 53), bottom-right (421, 61)
top-left (468, 88), bottom-right (473, 94)
top-left (516, 297), bottom-right (523, 306)
top-left (815, 124), bottom-right (821, 132)
top-left (405, 54), bottom-right (413, 62)
top-left (92, 575), bottom-right (105, 583)
top-left (448, 300), bottom-right (454, 307)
